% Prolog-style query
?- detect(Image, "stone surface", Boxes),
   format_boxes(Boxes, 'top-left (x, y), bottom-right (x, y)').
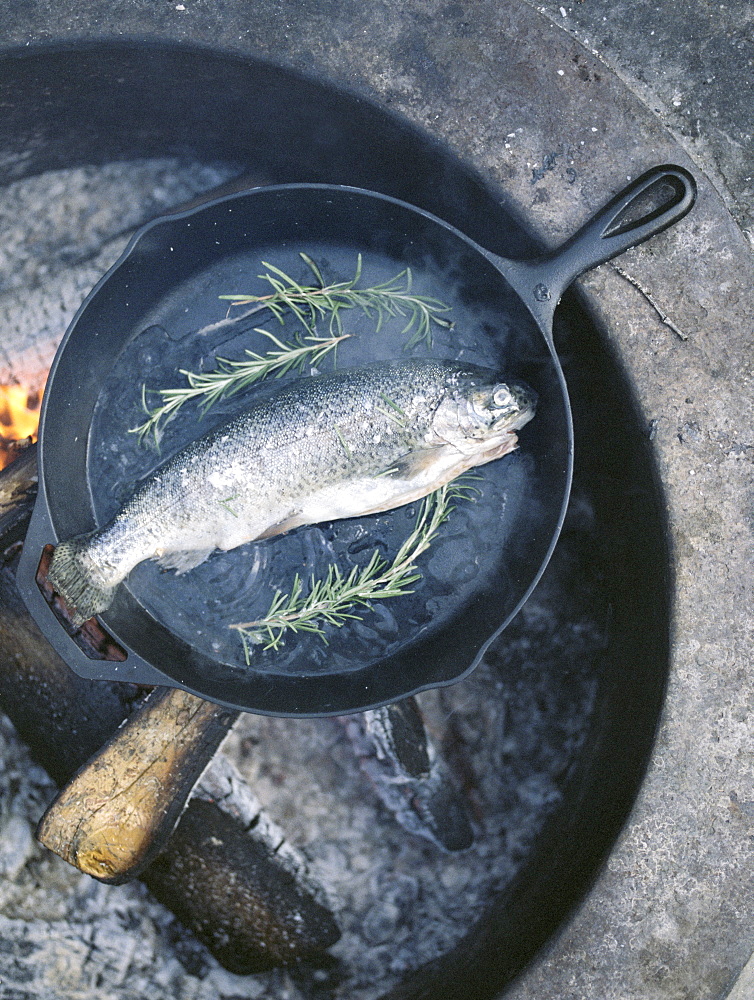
top-left (535, 0), bottom-right (754, 242)
top-left (0, 3), bottom-right (751, 999)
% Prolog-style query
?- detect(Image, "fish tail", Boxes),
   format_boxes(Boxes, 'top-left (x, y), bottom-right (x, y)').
top-left (48, 535), bottom-right (118, 626)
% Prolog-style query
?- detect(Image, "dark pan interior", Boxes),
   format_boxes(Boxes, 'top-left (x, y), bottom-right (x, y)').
top-left (40, 185), bottom-right (570, 715)
top-left (2, 42), bottom-right (670, 999)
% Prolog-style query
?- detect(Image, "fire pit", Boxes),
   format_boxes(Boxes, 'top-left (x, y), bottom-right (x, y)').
top-left (0, 22), bottom-right (746, 1000)
top-left (0, 42), bottom-right (671, 997)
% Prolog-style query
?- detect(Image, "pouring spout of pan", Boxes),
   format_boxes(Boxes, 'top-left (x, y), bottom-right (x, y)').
top-left (490, 165), bottom-right (697, 333)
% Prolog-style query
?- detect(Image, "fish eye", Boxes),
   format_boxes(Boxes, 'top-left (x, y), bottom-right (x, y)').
top-left (492, 385), bottom-right (515, 409)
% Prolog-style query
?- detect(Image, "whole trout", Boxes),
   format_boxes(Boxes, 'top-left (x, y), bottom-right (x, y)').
top-left (48, 359), bottom-right (536, 624)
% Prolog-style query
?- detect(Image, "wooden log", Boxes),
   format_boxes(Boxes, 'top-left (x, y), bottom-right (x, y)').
top-left (0, 445), bottom-right (339, 972)
top-left (0, 442), bottom-right (39, 548)
top-left (345, 701), bottom-right (474, 853)
top-left (37, 687), bottom-right (239, 884)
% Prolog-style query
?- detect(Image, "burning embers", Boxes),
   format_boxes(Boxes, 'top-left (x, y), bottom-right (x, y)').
top-left (0, 383), bottom-right (42, 469)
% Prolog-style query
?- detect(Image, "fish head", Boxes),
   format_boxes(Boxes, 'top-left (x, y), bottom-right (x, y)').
top-left (431, 374), bottom-right (537, 454)
top-left (483, 381), bottom-right (538, 434)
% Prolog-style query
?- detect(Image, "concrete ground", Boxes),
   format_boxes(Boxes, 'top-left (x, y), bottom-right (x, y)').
top-left (0, 3), bottom-right (752, 999)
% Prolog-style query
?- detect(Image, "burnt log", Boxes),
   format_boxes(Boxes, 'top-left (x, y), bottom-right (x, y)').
top-left (36, 678), bottom-right (474, 890)
top-left (347, 700), bottom-right (474, 852)
top-left (0, 444), bottom-right (339, 973)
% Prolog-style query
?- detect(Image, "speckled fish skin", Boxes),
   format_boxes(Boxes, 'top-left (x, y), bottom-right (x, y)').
top-left (48, 358), bottom-right (536, 624)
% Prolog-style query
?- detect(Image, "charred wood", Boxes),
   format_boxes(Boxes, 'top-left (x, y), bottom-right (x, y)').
top-left (345, 700), bottom-right (474, 853)
top-left (0, 442), bottom-right (39, 551)
top-left (145, 798), bottom-right (337, 975)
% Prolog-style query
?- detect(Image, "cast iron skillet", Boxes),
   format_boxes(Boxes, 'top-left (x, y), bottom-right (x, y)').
top-left (17, 166), bottom-right (695, 716)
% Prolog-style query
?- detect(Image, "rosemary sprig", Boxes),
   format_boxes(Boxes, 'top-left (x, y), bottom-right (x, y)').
top-left (220, 253), bottom-right (453, 350)
top-left (130, 254), bottom-right (452, 445)
top-left (130, 329), bottom-right (349, 444)
top-left (230, 479), bottom-right (475, 659)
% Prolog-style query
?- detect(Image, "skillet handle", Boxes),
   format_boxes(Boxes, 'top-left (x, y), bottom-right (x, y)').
top-left (502, 165), bottom-right (696, 320)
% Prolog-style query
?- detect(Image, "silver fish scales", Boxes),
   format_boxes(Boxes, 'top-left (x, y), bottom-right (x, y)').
top-left (48, 358), bottom-right (536, 625)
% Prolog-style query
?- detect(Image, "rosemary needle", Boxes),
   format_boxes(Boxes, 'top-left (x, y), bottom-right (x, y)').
top-left (220, 253), bottom-right (453, 349)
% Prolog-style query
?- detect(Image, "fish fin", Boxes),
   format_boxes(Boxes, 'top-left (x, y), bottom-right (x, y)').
top-left (48, 536), bottom-right (118, 626)
top-left (386, 449), bottom-right (446, 479)
top-left (476, 432), bottom-right (518, 462)
top-left (351, 441), bottom-right (508, 518)
top-left (156, 548), bottom-right (215, 573)
top-left (389, 434), bottom-right (518, 483)
top-left (255, 511), bottom-right (305, 540)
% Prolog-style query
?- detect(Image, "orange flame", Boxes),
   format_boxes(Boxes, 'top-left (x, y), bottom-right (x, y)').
top-left (0, 384), bottom-right (43, 470)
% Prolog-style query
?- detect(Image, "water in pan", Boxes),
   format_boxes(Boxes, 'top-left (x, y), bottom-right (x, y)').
top-left (88, 243), bottom-right (542, 675)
